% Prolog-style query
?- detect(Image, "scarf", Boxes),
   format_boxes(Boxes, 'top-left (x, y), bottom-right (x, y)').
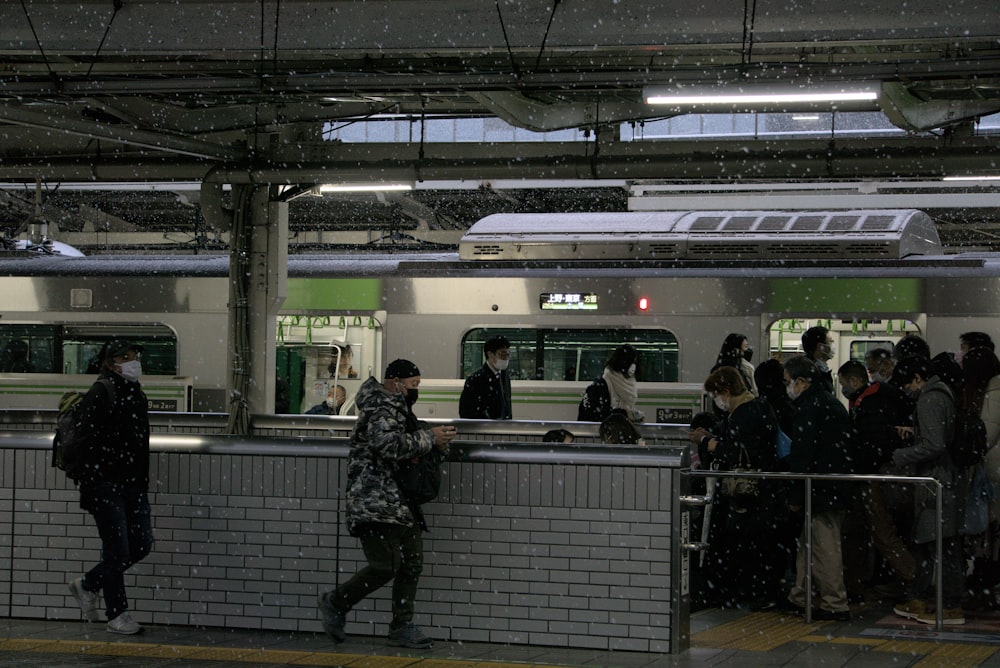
top-left (603, 368), bottom-right (638, 413)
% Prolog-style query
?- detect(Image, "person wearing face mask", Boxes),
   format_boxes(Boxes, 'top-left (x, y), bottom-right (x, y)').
top-left (865, 347), bottom-right (896, 385)
top-left (711, 333), bottom-right (758, 397)
top-left (958, 331), bottom-right (995, 367)
top-left (306, 384), bottom-right (348, 415)
top-left (319, 359), bottom-right (456, 649)
top-left (582, 344), bottom-right (644, 422)
top-left (66, 339), bottom-right (152, 636)
top-left (781, 355), bottom-right (855, 621)
top-left (459, 336), bottom-right (513, 419)
top-left (801, 326), bottom-right (835, 392)
top-left (836, 360), bottom-right (914, 605)
top-left (687, 366), bottom-right (781, 610)
top-left (888, 356), bottom-right (968, 626)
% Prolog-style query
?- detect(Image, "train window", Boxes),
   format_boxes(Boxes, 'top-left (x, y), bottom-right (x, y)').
top-left (461, 328), bottom-right (679, 382)
top-left (768, 318), bottom-right (917, 365)
top-left (0, 323), bottom-right (178, 375)
top-left (850, 340), bottom-right (895, 364)
top-left (0, 325), bottom-right (54, 373)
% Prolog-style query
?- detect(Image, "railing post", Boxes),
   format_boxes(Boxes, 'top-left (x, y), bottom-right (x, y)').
top-left (804, 477), bottom-right (813, 623)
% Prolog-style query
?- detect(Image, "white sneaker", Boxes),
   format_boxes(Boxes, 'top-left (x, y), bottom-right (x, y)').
top-left (68, 577), bottom-right (99, 622)
top-left (106, 611), bottom-right (143, 635)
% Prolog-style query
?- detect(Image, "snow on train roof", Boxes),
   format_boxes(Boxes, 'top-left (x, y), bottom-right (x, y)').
top-left (0, 252), bottom-right (459, 277)
top-left (460, 210), bottom-right (942, 261)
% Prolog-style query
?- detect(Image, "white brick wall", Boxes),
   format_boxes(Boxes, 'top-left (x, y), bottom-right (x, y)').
top-left (2, 445), bottom-right (683, 652)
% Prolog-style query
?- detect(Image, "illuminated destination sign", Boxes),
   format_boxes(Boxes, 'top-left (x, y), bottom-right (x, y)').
top-left (540, 293), bottom-right (598, 311)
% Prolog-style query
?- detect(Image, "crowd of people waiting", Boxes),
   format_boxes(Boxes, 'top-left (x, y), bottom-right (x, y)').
top-left (688, 327), bottom-right (1000, 626)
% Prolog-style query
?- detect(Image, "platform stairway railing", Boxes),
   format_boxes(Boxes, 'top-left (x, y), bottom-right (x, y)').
top-left (682, 469), bottom-right (945, 629)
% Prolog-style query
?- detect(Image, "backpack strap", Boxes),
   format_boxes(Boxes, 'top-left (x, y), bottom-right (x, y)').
top-left (96, 377), bottom-right (116, 407)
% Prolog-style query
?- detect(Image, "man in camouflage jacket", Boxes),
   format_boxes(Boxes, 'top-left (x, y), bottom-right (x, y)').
top-left (318, 359), bottom-right (455, 649)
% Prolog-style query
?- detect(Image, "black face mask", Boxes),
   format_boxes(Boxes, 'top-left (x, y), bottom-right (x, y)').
top-left (743, 348), bottom-right (753, 363)
top-left (405, 388), bottom-right (419, 407)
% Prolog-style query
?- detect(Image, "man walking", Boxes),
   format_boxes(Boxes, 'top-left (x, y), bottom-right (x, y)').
top-left (318, 359), bottom-right (455, 648)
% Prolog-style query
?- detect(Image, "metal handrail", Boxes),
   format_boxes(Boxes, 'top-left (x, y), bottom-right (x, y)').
top-left (684, 469), bottom-right (945, 630)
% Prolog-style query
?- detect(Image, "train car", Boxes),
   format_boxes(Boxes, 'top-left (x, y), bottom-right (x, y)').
top-left (0, 209), bottom-right (995, 422)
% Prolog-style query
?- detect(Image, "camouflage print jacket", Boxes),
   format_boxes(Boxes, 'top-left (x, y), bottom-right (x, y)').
top-left (345, 376), bottom-right (434, 534)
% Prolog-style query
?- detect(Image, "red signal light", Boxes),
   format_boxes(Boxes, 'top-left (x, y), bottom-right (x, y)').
top-left (638, 297), bottom-right (649, 311)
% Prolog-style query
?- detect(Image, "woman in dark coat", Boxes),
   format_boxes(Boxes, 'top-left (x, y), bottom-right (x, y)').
top-left (688, 366), bottom-right (783, 609)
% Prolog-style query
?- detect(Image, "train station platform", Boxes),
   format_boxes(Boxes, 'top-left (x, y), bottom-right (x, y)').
top-left (4, 597), bottom-right (1000, 668)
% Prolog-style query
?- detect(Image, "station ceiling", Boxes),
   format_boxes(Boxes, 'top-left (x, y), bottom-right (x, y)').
top-left (1, 0), bottom-right (1000, 252)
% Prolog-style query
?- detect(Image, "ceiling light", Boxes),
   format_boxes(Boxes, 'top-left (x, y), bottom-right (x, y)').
top-left (792, 114), bottom-right (821, 121)
top-left (319, 183), bottom-right (413, 192)
top-left (644, 84), bottom-right (879, 109)
top-left (942, 175), bottom-right (1000, 181)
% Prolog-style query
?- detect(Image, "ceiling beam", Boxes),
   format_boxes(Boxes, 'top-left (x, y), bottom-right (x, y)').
top-left (0, 106), bottom-right (248, 162)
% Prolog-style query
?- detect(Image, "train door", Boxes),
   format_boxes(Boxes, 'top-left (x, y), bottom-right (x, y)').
top-left (275, 313), bottom-right (384, 414)
top-left (767, 317), bottom-right (921, 403)
top-left (769, 318), bottom-right (921, 362)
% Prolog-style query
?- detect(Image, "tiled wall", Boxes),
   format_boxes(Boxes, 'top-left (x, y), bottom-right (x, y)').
top-left (1, 445), bottom-right (684, 652)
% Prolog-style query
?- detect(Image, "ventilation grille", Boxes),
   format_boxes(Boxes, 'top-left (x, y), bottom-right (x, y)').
top-left (468, 244), bottom-right (503, 258)
top-left (459, 210), bottom-right (941, 261)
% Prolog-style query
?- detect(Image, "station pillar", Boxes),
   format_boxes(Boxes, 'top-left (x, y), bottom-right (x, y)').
top-left (226, 184), bottom-right (287, 433)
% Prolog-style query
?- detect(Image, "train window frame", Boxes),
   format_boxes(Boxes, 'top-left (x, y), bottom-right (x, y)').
top-left (0, 322), bottom-right (179, 375)
top-left (460, 327), bottom-right (680, 382)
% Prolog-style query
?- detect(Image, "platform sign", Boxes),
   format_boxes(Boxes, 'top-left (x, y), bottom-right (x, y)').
top-left (539, 292), bottom-right (598, 310)
top-left (657, 407), bottom-right (694, 423)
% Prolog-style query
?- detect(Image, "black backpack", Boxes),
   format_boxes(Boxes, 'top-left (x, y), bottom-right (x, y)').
top-left (577, 377), bottom-right (612, 422)
top-left (52, 378), bottom-right (114, 480)
top-left (951, 410), bottom-right (989, 467)
top-left (926, 383), bottom-right (988, 467)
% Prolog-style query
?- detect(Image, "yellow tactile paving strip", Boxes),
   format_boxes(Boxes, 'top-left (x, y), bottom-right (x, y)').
top-left (693, 612), bottom-right (1000, 667)
top-left (0, 637), bottom-right (538, 668)
top-left (4, 615), bottom-right (1000, 667)
top-left (802, 634), bottom-right (999, 668)
top-left (691, 611), bottom-right (829, 651)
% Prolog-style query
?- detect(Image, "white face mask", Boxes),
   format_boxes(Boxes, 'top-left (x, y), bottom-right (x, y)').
top-left (118, 359), bottom-right (142, 382)
top-left (713, 396), bottom-right (729, 412)
top-left (786, 383), bottom-right (801, 401)
top-left (493, 358), bottom-right (509, 371)
top-left (870, 371), bottom-right (887, 384)
top-left (628, 364), bottom-right (637, 376)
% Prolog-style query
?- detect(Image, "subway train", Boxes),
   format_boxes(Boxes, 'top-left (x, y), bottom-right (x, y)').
top-left (0, 208), bottom-right (995, 422)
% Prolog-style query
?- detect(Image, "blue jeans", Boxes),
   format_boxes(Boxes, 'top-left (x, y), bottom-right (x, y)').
top-left (79, 482), bottom-right (153, 620)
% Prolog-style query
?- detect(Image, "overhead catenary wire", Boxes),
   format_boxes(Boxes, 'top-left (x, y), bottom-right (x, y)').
top-left (534, 0), bottom-right (562, 71)
top-left (494, 0), bottom-right (521, 80)
top-left (85, 0), bottom-right (124, 79)
top-left (19, 0), bottom-right (56, 83)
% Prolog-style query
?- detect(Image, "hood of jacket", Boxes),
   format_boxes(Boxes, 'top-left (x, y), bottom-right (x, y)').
top-left (354, 376), bottom-right (406, 417)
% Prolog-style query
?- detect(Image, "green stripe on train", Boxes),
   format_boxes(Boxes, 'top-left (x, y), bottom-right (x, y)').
top-left (285, 278), bottom-right (383, 310)
top-left (768, 278), bottom-right (921, 312)
top-left (418, 390), bottom-right (699, 407)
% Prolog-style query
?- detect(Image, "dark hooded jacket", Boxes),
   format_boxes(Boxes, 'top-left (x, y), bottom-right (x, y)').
top-left (345, 376), bottom-right (435, 534)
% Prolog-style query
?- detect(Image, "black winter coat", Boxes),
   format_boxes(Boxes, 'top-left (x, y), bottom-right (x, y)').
top-left (786, 383), bottom-right (854, 512)
top-left (459, 364), bottom-right (512, 419)
top-left (847, 381), bottom-right (910, 474)
top-left (699, 396), bottom-right (778, 473)
top-left (76, 370), bottom-right (150, 490)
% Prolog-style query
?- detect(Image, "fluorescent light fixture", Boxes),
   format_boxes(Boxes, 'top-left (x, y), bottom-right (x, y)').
top-left (792, 114), bottom-right (821, 121)
top-left (319, 183), bottom-right (413, 192)
top-left (942, 175), bottom-right (1000, 181)
top-left (644, 84), bottom-right (878, 107)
